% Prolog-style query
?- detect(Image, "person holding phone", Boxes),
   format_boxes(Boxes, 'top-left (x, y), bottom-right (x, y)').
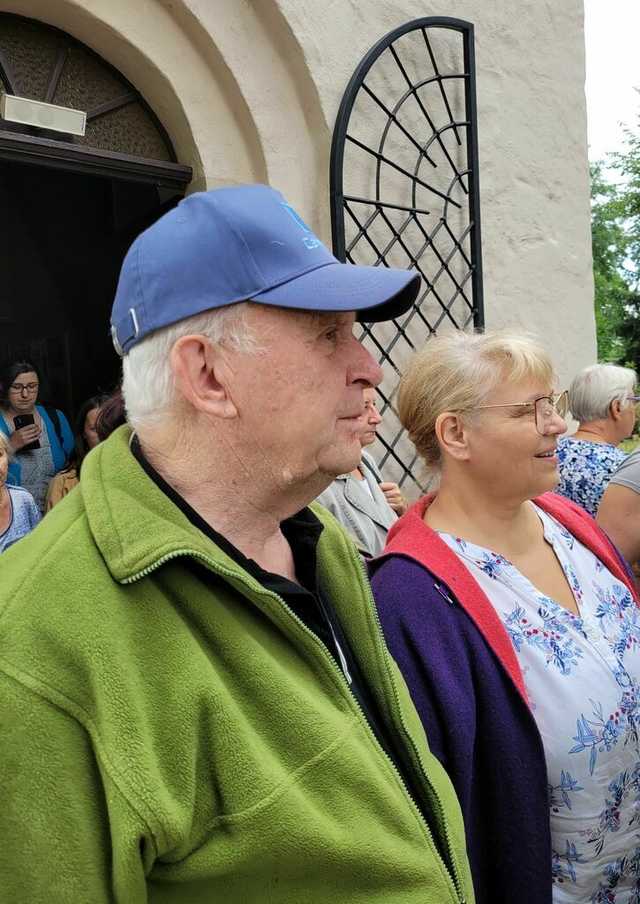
top-left (0, 361), bottom-right (74, 512)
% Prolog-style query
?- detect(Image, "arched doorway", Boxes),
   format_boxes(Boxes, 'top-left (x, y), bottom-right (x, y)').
top-left (0, 13), bottom-right (192, 418)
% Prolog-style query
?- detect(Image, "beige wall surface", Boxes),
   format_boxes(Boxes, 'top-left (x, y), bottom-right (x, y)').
top-left (3, 0), bottom-right (596, 485)
top-left (277, 0), bottom-right (596, 385)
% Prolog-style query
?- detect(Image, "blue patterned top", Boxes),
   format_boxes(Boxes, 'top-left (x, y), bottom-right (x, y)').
top-left (0, 484), bottom-right (40, 552)
top-left (556, 437), bottom-right (627, 516)
top-left (440, 506), bottom-right (640, 903)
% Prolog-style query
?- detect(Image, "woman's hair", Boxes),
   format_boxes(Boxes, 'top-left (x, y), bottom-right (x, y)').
top-left (75, 395), bottom-right (108, 450)
top-left (95, 388), bottom-right (126, 441)
top-left (0, 360), bottom-right (40, 404)
top-left (398, 330), bottom-right (555, 473)
top-left (568, 363), bottom-right (637, 423)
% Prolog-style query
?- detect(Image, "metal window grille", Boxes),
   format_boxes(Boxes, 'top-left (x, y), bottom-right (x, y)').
top-left (330, 17), bottom-right (483, 496)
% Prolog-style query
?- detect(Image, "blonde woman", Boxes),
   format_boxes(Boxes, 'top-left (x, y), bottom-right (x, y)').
top-left (370, 332), bottom-right (640, 904)
top-left (0, 431), bottom-right (40, 552)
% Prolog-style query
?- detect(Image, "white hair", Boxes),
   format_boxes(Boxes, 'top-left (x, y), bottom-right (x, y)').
top-left (0, 431), bottom-right (11, 460)
top-left (569, 363), bottom-right (637, 423)
top-left (122, 303), bottom-right (256, 431)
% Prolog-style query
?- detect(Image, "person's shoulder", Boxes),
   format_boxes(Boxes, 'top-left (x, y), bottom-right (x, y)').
top-left (0, 488), bottom-right (94, 615)
top-left (369, 504), bottom-right (443, 591)
top-left (38, 404), bottom-right (71, 426)
top-left (6, 484), bottom-right (36, 505)
top-left (609, 446), bottom-right (640, 489)
top-left (360, 449), bottom-right (380, 472)
top-left (371, 551), bottom-right (437, 588)
top-left (310, 498), bottom-right (351, 536)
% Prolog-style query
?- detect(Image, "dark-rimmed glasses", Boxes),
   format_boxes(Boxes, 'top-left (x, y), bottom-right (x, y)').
top-left (474, 390), bottom-right (569, 436)
top-left (9, 382), bottom-right (39, 395)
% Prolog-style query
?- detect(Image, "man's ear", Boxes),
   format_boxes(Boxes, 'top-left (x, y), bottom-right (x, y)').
top-left (435, 411), bottom-right (471, 462)
top-left (170, 335), bottom-right (238, 418)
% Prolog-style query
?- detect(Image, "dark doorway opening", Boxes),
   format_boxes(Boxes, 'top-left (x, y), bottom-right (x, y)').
top-left (0, 158), bottom-right (183, 418)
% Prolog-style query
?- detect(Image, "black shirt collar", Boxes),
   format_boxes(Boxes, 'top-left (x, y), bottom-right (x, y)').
top-left (129, 434), bottom-right (323, 594)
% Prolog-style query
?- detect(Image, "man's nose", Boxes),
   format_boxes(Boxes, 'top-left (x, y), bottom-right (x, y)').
top-left (347, 335), bottom-right (383, 387)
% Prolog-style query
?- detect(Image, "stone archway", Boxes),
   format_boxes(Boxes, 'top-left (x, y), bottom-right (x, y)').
top-left (0, 10), bottom-right (202, 414)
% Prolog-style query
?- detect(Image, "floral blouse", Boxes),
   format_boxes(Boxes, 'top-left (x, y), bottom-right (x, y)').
top-left (556, 436), bottom-right (626, 516)
top-left (440, 506), bottom-right (640, 903)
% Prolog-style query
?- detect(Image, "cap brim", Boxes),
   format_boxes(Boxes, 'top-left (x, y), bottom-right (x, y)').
top-left (250, 262), bottom-right (421, 323)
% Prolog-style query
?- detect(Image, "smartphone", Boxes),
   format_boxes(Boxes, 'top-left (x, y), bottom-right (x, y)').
top-left (13, 413), bottom-right (40, 451)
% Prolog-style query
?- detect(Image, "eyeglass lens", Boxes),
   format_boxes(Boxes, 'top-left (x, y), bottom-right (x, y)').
top-left (10, 383), bottom-right (39, 393)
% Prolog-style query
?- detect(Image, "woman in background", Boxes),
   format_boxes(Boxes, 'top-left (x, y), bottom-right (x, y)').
top-left (0, 361), bottom-right (74, 512)
top-left (0, 432), bottom-right (40, 552)
top-left (371, 332), bottom-right (640, 903)
top-left (45, 394), bottom-right (107, 510)
top-left (556, 363), bottom-right (638, 515)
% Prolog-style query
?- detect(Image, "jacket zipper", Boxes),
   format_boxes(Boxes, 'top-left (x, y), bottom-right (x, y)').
top-left (353, 554), bottom-right (467, 904)
top-left (123, 548), bottom-right (466, 903)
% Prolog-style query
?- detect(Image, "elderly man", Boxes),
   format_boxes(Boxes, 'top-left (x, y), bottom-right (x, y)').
top-left (0, 186), bottom-right (473, 904)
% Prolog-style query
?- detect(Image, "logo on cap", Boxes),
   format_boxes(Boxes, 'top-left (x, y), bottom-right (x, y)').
top-left (280, 202), bottom-right (321, 250)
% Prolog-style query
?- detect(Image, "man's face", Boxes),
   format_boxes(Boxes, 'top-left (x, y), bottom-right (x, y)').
top-left (358, 387), bottom-right (382, 447)
top-left (226, 306), bottom-right (383, 491)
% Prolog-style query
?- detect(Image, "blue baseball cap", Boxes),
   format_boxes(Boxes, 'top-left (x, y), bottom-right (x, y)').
top-left (111, 184), bottom-right (420, 355)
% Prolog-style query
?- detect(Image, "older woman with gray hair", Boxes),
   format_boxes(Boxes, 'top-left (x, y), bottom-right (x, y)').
top-left (556, 363), bottom-right (638, 515)
top-left (0, 431), bottom-right (40, 552)
top-left (370, 331), bottom-right (640, 903)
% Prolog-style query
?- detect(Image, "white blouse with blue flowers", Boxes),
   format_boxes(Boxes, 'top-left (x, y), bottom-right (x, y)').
top-left (439, 505), bottom-right (640, 903)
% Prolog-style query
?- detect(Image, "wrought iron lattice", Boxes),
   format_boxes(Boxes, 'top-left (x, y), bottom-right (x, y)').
top-left (330, 17), bottom-right (483, 497)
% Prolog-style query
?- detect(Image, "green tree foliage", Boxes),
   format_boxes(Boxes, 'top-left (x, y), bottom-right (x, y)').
top-left (591, 162), bottom-right (631, 361)
top-left (591, 107), bottom-right (640, 368)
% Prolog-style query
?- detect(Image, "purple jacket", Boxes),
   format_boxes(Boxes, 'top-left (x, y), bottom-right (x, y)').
top-left (369, 492), bottom-right (639, 904)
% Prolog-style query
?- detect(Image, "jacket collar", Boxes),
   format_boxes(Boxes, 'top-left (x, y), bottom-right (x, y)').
top-left (379, 491), bottom-right (638, 705)
top-left (344, 481), bottom-right (395, 534)
top-left (81, 426), bottom-right (245, 584)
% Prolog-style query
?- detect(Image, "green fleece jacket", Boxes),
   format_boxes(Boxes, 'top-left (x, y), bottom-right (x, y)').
top-left (0, 427), bottom-right (474, 904)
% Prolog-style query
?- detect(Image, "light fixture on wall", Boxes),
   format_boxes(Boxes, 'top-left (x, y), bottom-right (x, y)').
top-left (0, 94), bottom-right (86, 137)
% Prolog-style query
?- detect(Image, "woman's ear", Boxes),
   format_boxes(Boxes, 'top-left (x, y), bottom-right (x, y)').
top-left (610, 399), bottom-right (623, 422)
top-left (435, 411), bottom-right (471, 462)
top-left (170, 335), bottom-right (238, 419)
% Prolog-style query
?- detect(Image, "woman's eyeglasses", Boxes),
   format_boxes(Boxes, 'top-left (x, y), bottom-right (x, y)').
top-left (473, 390), bottom-right (569, 436)
top-left (9, 382), bottom-right (39, 395)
